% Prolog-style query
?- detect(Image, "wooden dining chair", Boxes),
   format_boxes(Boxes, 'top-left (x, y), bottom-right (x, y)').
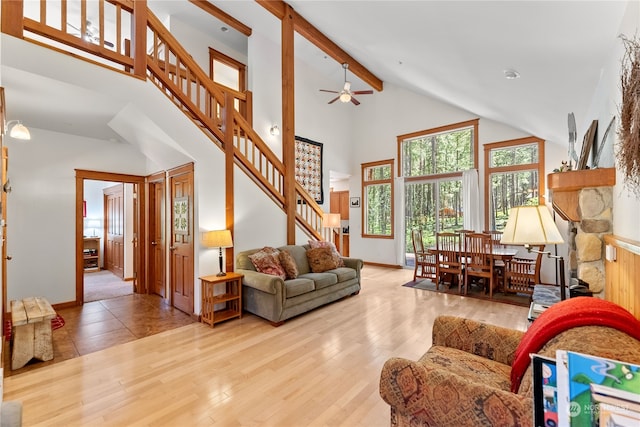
top-left (463, 232), bottom-right (495, 297)
top-left (504, 245), bottom-right (544, 295)
top-left (435, 232), bottom-right (463, 290)
top-left (411, 229), bottom-right (437, 282)
top-left (484, 229), bottom-right (506, 285)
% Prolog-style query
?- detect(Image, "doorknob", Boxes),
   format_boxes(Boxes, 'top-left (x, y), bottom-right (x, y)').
top-left (151, 241), bottom-right (157, 246)
top-left (169, 246), bottom-right (176, 251)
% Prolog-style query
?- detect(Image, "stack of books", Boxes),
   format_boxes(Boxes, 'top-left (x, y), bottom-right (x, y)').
top-left (532, 351), bottom-right (640, 427)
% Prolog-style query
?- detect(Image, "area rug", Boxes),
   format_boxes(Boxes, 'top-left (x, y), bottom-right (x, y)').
top-left (403, 279), bottom-right (530, 307)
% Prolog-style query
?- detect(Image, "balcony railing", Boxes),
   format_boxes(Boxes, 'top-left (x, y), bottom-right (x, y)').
top-left (1, 0), bottom-right (324, 240)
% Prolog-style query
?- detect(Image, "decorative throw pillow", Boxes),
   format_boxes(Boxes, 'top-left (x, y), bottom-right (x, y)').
top-left (249, 250), bottom-right (286, 280)
top-left (308, 240), bottom-right (345, 267)
top-left (278, 250), bottom-right (299, 280)
top-left (306, 247), bottom-right (340, 273)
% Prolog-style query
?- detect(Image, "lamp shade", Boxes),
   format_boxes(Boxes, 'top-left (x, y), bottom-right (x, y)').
top-left (500, 206), bottom-right (564, 245)
top-left (202, 229), bottom-right (233, 248)
top-left (323, 213), bottom-right (341, 228)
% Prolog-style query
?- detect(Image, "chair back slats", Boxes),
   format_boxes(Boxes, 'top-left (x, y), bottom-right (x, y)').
top-left (412, 229), bottom-right (436, 281)
top-left (505, 244), bottom-right (545, 295)
top-left (483, 230), bottom-right (504, 249)
top-left (463, 233), bottom-right (496, 297)
top-left (435, 232), bottom-right (463, 290)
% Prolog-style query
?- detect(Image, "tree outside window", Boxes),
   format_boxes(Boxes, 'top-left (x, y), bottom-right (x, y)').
top-left (362, 160), bottom-right (394, 238)
top-left (484, 137), bottom-right (545, 231)
top-left (398, 120), bottom-right (477, 251)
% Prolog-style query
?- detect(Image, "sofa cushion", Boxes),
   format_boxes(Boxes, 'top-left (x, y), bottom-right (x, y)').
top-left (284, 278), bottom-right (315, 298)
top-left (308, 240), bottom-right (345, 267)
top-left (278, 245), bottom-right (311, 275)
top-left (298, 272), bottom-right (338, 290)
top-left (328, 267), bottom-right (356, 282)
top-left (278, 250), bottom-right (299, 279)
top-left (306, 247), bottom-right (341, 273)
top-left (249, 250), bottom-right (286, 280)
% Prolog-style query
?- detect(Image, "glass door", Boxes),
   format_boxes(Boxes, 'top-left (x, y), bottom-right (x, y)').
top-left (404, 178), bottom-right (463, 266)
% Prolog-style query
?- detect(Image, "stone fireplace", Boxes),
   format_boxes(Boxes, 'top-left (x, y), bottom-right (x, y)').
top-left (548, 168), bottom-right (616, 295)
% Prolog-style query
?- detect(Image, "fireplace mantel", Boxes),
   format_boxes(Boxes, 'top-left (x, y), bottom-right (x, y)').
top-left (547, 168), bottom-right (616, 221)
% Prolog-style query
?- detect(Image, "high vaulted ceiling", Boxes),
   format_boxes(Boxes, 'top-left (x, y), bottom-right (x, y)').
top-left (1, 1), bottom-right (631, 149)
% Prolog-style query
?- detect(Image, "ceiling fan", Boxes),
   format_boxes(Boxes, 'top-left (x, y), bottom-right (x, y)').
top-left (67, 20), bottom-right (114, 48)
top-left (320, 63), bottom-right (373, 105)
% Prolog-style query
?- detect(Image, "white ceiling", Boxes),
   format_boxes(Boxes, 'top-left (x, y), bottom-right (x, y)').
top-left (1, 1), bottom-right (631, 148)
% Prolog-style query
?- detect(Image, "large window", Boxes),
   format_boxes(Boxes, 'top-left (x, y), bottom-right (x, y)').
top-left (484, 137), bottom-right (545, 231)
top-left (362, 160), bottom-right (394, 238)
top-left (399, 120), bottom-right (478, 253)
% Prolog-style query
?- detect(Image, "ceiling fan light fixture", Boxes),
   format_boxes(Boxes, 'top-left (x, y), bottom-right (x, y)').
top-left (339, 92), bottom-right (351, 103)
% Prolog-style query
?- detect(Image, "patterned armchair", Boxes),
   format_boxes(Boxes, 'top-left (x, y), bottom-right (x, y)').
top-left (379, 298), bottom-right (640, 427)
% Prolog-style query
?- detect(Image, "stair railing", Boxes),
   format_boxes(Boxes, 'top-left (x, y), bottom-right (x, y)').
top-left (2, 0), bottom-right (324, 240)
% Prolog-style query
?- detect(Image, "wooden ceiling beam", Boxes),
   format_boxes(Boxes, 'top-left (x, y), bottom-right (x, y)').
top-left (188, 0), bottom-right (252, 37)
top-left (256, 0), bottom-right (286, 20)
top-left (256, 0), bottom-right (383, 92)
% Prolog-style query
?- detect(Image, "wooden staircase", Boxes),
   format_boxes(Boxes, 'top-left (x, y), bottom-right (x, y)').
top-left (1, 0), bottom-right (324, 240)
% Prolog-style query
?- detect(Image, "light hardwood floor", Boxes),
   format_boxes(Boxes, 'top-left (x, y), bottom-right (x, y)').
top-left (4, 266), bottom-right (529, 426)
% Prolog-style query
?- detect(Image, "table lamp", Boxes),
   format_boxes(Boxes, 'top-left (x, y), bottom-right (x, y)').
top-left (500, 205), bottom-right (567, 299)
top-left (203, 229), bottom-right (234, 276)
top-left (323, 212), bottom-right (341, 252)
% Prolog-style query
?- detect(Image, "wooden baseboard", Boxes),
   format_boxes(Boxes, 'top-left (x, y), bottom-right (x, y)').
top-left (363, 261), bottom-right (403, 269)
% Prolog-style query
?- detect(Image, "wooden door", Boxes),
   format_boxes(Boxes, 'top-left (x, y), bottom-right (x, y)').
top-left (1, 145), bottom-right (7, 327)
top-left (104, 184), bottom-right (125, 278)
top-left (148, 174), bottom-right (166, 298)
top-left (169, 164), bottom-right (194, 315)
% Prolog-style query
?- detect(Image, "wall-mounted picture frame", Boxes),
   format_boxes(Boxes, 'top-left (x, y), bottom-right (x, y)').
top-left (294, 136), bottom-right (324, 203)
top-left (350, 197), bottom-right (360, 208)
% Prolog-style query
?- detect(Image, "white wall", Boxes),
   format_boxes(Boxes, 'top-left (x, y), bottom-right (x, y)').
top-left (5, 129), bottom-right (151, 303)
top-left (585, 1), bottom-right (640, 242)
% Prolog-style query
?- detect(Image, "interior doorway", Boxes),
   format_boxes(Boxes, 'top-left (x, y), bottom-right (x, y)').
top-left (75, 170), bottom-right (147, 305)
top-left (83, 180), bottom-right (134, 302)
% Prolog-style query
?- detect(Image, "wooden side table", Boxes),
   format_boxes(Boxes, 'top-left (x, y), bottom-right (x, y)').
top-left (11, 297), bottom-right (56, 370)
top-left (199, 272), bottom-right (243, 327)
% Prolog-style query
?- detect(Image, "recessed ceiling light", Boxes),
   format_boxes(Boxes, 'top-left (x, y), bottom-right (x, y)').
top-left (220, 26), bottom-right (229, 32)
top-left (504, 69), bottom-right (520, 80)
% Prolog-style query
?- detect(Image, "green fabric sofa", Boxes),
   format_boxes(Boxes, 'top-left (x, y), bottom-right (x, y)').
top-left (236, 244), bottom-right (363, 325)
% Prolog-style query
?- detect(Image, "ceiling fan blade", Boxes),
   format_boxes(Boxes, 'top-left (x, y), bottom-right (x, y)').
top-left (319, 89), bottom-right (339, 94)
top-left (352, 90), bottom-right (373, 95)
top-left (328, 96), bottom-right (340, 104)
top-left (351, 97), bottom-right (361, 106)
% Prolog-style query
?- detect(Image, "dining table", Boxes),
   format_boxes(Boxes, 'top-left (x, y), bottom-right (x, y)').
top-left (428, 245), bottom-right (519, 293)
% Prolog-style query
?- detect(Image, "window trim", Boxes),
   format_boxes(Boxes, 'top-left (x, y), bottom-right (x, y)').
top-left (396, 118), bottom-right (479, 179)
top-left (483, 136), bottom-right (545, 231)
top-left (361, 159), bottom-right (394, 239)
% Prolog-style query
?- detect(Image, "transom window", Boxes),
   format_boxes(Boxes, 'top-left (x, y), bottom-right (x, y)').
top-left (484, 137), bottom-right (545, 231)
top-left (400, 120), bottom-right (477, 178)
top-left (362, 160), bottom-right (394, 238)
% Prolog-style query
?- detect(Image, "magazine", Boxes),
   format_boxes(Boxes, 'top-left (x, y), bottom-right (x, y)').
top-left (555, 350), bottom-right (640, 427)
top-left (532, 354), bottom-right (559, 427)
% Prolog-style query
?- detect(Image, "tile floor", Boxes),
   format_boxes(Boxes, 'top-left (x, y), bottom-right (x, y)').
top-left (4, 293), bottom-right (195, 377)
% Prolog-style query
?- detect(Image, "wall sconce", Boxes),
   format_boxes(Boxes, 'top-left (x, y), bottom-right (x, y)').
top-left (269, 125), bottom-right (280, 136)
top-left (4, 120), bottom-right (31, 140)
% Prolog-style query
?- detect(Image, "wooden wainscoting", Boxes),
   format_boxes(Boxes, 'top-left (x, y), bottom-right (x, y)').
top-left (604, 235), bottom-right (640, 320)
